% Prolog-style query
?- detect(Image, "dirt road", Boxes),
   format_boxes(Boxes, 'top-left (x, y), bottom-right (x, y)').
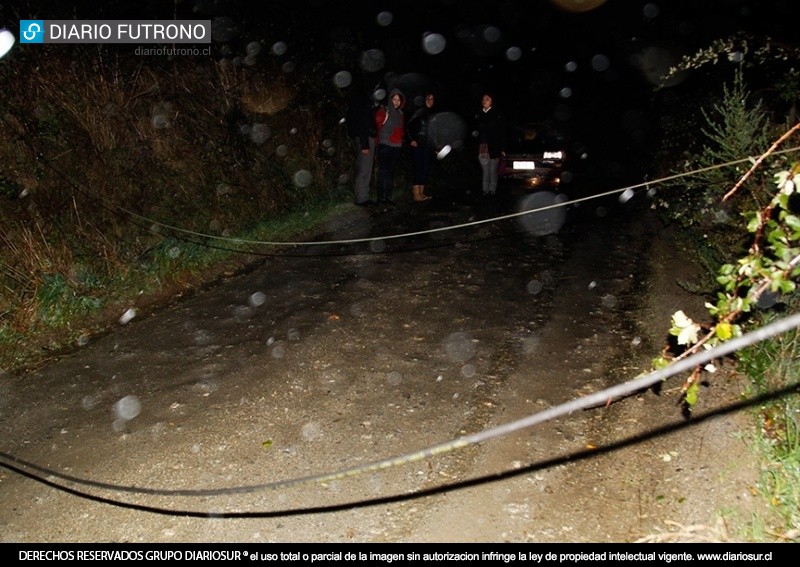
top-left (0, 187), bottom-right (772, 542)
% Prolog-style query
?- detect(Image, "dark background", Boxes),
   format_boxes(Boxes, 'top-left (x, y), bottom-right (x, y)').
top-left (4, 0), bottom-right (799, 180)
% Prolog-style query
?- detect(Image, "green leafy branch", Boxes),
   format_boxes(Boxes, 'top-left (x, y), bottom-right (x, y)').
top-left (653, 122), bottom-right (800, 408)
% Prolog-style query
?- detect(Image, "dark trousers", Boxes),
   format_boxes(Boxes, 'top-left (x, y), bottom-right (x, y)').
top-left (376, 144), bottom-right (402, 201)
top-left (411, 144), bottom-right (431, 185)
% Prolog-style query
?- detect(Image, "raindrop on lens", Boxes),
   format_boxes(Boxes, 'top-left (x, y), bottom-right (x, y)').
top-left (333, 70), bottom-right (352, 88)
top-left (619, 188), bottom-right (634, 203)
top-left (591, 54), bottom-right (610, 72)
top-left (360, 49), bottom-right (386, 73)
top-left (114, 395), bottom-right (142, 421)
top-left (482, 26), bottom-right (501, 43)
top-left (642, 3), bottom-right (660, 19)
top-left (275, 144), bottom-right (289, 157)
top-left (287, 328), bottom-right (300, 341)
top-left (249, 292), bottom-right (266, 307)
top-left (119, 308), bottom-right (137, 325)
top-left (293, 170), bottom-right (313, 187)
top-left (302, 422), bottom-right (321, 440)
top-left (505, 46), bottom-right (522, 61)
top-left (601, 294), bottom-right (617, 309)
top-left (443, 331), bottom-right (476, 363)
top-left (376, 11), bottom-right (393, 26)
top-left (250, 123), bottom-right (270, 144)
top-left (369, 239), bottom-right (386, 253)
top-left (422, 33), bottom-right (446, 55)
top-left (246, 41), bottom-right (261, 56)
top-left (152, 114), bottom-right (168, 129)
top-left (460, 364), bottom-right (476, 378)
top-left (271, 41), bottom-right (287, 56)
top-left (559, 87), bottom-right (572, 99)
top-left (387, 371), bottom-right (402, 386)
top-left (526, 280), bottom-right (544, 295)
top-left (565, 61), bottom-right (578, 72)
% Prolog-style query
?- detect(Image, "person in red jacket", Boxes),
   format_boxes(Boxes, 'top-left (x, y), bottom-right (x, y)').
top-left (374, 88), bottom-right (406, 205)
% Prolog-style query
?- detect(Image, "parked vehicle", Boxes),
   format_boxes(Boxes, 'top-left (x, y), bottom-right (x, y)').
top-left (499, 122), bottom-right (568, 190)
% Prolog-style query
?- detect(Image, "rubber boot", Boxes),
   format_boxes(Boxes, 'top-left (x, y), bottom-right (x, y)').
top-left (419, 185), bottom-right (432, 200)
top-left (412, 185), bottom-right (427, 202)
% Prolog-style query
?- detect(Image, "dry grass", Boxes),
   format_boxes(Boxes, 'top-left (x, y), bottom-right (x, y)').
top-left (0, 45), bottom-right (348, 371)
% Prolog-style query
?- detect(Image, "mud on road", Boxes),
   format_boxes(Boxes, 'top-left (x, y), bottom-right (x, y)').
top-left (0, 188), bottom-right (772, 542)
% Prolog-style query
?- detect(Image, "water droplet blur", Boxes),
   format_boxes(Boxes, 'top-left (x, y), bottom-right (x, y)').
top-left (250, 123), bottom-right (270, 144)
top-left (168, 246), bottom-right (181, 259)
top-left (370, 239), bottom-right (386, 253)
top-left (249, 292), bottom-right (266, 307)
top-left (460, 364), bottom-right (476, 378)
top-left (482, 25), bottom-right (502, 44)
top-left (333, 70), bottom-right (352, 89)
top-left (559, 87), bottom-right (572, 99)
top-left (422, 32), bottom-right (446, 55)
top-left (114, 395), bottom-right (142, 421)
top-left (642, 3), bottom-right (660, 19)
top-left (376, 11), bottom-right (393, 27)
top-left (293, 169), bottom-right (313, 187)
top-left (275, 144), bottom-right (289, 157)
top-left (505, 46), bottom-right (522, 61)
top-left (565, 60), bottom-right (578, 72)
top-left (287, 328), bottom-right (300, 341)
top-left (302, 421), bottom-right (322, 440)
top-left (360, 49), bottom-right (386, 73)
top-left (444, 331), bottom-right (476, 363)
top-left (246, 41), bottom-right (261, 56)
top-left (151, 114), bottom-right (169, 129)
top-left (591, 53), bottom-right (611, 72)
top-left (601, 294), bottom-right (618, 309)
top-left (271, 41), bottom-right (287, 56)
top-left (387, 371), bottom-right (402, 386)
top-left (526, 280), bottom-right (544, 295)
top-left (619, 188), bottom-right (634, 203)
top-left (271, 343), bottom-right (286, 359)
top-left (119, 308), bottom-right (137, 325)
top-left (281, 61), bottom-right (295, 73)
top-left (517, 192), bottom-right (568, 236)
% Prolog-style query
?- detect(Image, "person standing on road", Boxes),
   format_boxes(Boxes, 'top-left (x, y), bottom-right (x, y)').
top-left (346, 83), bottom-right (379, 207)
top-left (475, 91), bottom-right (506, 197)
top-left (374, 88), bottom-right (406, 205)
top-left (406, 92), bottom-right (436, 202)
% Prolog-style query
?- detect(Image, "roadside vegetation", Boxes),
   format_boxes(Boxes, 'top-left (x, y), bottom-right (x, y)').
top-left (0, 44), bottom-right (356, 372)
top-left (651, 35), bottom-right (800, 539)
top-left (1, 33), bottom-right (798, 539)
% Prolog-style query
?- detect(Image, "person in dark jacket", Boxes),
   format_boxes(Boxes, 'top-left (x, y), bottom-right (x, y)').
top-left (475, 92), bottom-right (506, 197)
top-left (374, 88), bottom-right (406, 205)
top-left (406, 92), bottom-right (435, 202)
top-left (346, 84), bottom-right (378, 206)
